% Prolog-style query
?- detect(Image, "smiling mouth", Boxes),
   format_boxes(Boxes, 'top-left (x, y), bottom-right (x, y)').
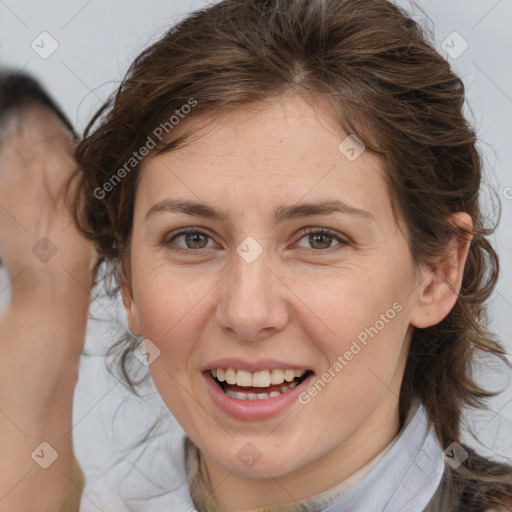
top-left (209, 368), bottom-right (313, 401)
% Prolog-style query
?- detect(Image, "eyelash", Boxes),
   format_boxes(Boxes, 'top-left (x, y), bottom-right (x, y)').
top-left (163, 227), bottom-right (349, 255)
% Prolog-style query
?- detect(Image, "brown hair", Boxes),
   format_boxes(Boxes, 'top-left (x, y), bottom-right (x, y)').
top-left (74, 0), bottom-right (512, 507)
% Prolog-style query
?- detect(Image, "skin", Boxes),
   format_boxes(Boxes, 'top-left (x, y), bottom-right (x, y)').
top-left (122, 94), bottom-right (472, 510)
top-left (0, 105), bottom-right (93, 511)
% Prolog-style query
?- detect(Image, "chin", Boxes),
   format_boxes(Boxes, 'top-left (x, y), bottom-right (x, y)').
top-left (210, 442), bottom-right (308, 479)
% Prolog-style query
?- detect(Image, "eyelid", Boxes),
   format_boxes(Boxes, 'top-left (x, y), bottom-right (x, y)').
top-left (164, 227), bottom-right (218, 251)
top-left (164, 226), bottom-right (211, 242)
top-left (164, 226), bottom-right (350, 254)
top-left (294, 226), bottom-right (350, 249)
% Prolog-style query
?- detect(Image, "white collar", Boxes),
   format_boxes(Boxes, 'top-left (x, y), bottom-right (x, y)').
top-left (320, 399), bottom-right (444, 512)
top-left (79, 400), bottom-right (444, 512)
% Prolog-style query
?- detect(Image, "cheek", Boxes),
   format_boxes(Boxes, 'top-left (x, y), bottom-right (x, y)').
top-left (290, 264), bottom-right (411, 404)
top-left (296, 282), bottom-right (409, 442)
top-left (293, 269), bottom-right (406, 347)
top-left (132, 267), bottom-right (209, 366)
top-left (135, 277), bottom-right (208, 425)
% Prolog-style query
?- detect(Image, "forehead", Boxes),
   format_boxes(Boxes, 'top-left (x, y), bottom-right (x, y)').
top-left (136, 95), bottom-right (391, 221)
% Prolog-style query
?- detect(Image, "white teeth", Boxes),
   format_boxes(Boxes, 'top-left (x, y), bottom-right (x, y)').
top-left (225, 368), bottom-right (237, 385)
top-left (270, 368), bottom-right (285, 385)
top-left (252, 370), bottom-right (271, 387)
top-left (281, 380), bottom-right (300, 394)
top-left (223, 380), bottom-right (301, 400)
top-left (229, 391), bottom-right (247, 400)
top-left (284, 369), bottom-right (296, 382)
top-left (223, 389), bottom-right (275, 400)
top-left (216, 368), bottom-right (308, 401)
top-left (236, 369), bottom-right (253, 387)
top-left (212, 368), bottom-right (307, 387)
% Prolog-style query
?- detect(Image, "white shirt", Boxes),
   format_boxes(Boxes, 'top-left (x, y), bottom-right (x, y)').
top-left (79, 399), bottom-right (444, 512)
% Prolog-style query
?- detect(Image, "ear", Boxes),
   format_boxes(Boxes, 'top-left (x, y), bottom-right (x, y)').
top-left (120, 263), bottom-right (142, 336)
top-left (409, 212), bottom-right (473, 329)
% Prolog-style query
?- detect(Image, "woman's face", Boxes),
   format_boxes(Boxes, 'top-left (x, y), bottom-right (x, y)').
top-left (123, 95), bottom-right (433, 495)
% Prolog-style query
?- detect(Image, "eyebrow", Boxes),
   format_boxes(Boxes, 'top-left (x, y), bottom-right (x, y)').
top-left (144, 199), bottom-right (375, 224)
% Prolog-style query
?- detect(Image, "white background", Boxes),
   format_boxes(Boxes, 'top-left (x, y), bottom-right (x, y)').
top-left (0, 0), bottom-right (511, 484)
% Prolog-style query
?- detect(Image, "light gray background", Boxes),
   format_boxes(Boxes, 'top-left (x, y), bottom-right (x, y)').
top-left (0, 0), bottom-right (511, 485)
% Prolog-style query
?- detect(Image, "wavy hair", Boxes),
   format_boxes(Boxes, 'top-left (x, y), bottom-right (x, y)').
top-left (73, 0), bottom-right (512, 507)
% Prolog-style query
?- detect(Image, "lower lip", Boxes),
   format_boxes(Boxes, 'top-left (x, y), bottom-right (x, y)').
top-left (203, 372), bottom-right (314, 421)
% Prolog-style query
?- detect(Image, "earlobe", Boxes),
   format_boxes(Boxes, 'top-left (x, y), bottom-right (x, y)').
top-left (409, 212), bottom-right (473, 329)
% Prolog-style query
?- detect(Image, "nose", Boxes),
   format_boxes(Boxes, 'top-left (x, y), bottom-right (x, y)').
top-left (215, 249), bottom-right (290, 342)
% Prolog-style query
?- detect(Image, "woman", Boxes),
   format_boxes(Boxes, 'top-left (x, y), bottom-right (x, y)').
top-left (73, 0), bottom-right (512, 509)
top-left (2, 0), bottom-right (512, 510)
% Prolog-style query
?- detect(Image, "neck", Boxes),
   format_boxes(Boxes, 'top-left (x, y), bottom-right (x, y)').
top-left (201, 393), bottom-right (401, 511)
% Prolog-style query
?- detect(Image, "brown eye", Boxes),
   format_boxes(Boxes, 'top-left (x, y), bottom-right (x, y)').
top-left (183, 232), bottom-right (209, 249)
top-left (165, 229), bottom-right (214, 251)
top-left (296, 228), bottom-right (348, 251)
top-left (308, 233), bottom-right (334, 249)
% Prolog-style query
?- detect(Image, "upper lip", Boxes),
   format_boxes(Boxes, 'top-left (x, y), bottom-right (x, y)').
top-left (203, 358), bottom-right (313, 373)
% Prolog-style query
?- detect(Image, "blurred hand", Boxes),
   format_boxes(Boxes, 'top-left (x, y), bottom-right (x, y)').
top-left (0, 103), bottom-right (95, 402)
top-left (0, 104), bottom-right (93, 511)
top-left (0, 105), bottom-right (94, 292)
